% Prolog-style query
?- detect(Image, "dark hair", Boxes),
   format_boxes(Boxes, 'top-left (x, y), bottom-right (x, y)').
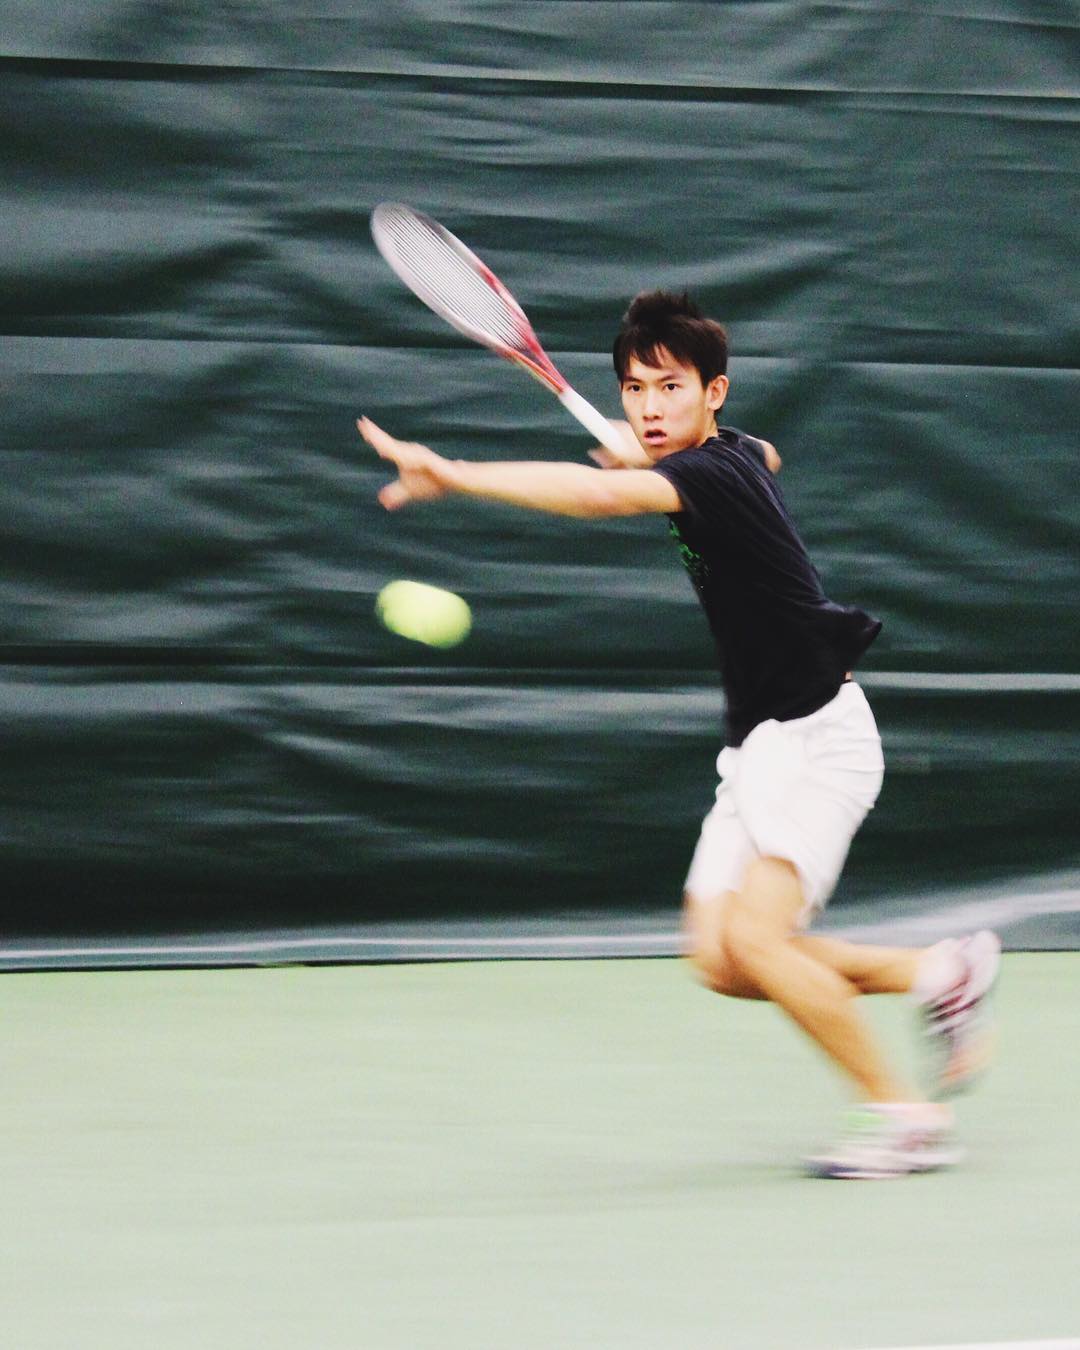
top-left (612, 291), bottom-right (728, 384)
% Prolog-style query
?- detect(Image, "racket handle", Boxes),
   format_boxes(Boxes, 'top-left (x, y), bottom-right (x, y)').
top-left (557, 386), bottom-right (632, 458)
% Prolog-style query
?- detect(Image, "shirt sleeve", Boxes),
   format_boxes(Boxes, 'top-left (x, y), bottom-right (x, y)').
top-left (650, 446), bottom-right (737, 526)
top-left (736, 433), bottom-right (769, 468)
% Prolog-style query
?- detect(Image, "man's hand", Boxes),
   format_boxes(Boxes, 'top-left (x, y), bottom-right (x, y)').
top-left (758, 439), bottom-right (782, 474)
top-left (587, 420), bottom-right (653, 470)
top-left (359, 417), bottom-right (464, 510)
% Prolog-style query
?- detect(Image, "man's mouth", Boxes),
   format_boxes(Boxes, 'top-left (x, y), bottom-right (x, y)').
top-left (644, 428), bottom-right (667, 442)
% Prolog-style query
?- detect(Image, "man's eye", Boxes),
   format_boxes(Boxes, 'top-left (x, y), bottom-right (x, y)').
top-left (665, 383), bottom-right (680, 391)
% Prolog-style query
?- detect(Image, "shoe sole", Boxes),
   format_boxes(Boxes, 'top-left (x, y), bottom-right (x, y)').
top-left (805, 1146), bottom-right (965, 1180)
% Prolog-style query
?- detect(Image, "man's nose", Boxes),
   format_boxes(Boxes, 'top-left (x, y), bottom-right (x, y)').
top-left (643, 389), bottom-right (662, 416)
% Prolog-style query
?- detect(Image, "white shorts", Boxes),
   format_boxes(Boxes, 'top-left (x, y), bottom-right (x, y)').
top-left (683, 681), bottom-right (885, 925)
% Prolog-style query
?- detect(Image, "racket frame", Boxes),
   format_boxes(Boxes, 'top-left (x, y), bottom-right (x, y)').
top-left (371, 203), bottom-right (629, 458)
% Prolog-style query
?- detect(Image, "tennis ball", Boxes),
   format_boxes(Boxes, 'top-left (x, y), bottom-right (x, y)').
top-left (376, 579), bottom-right (472, 649)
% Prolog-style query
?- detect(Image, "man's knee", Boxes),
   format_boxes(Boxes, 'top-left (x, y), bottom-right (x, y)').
top-left (685, 860), bottom-right (806, 997)
top-left (688, 891), bottom-right (756, 999)
top-left (683, 892), bottom-right (765, 999)
top-left (687, 945), bottom-right (747, 996)
top-left (722, 886), bottom-right (792, 977)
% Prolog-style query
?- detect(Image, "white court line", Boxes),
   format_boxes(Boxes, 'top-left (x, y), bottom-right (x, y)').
top-left (0, 932), bottom-right (679, 962)
top-left (862, 1341), bottom-right (1080, 1350)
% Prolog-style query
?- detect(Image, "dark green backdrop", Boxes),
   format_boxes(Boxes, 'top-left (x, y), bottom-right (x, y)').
top-left (1, 2), bottom-right (1077, 934)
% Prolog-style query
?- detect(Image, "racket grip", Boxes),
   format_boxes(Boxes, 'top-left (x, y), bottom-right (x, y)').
top-left (557, 386), bottom-right (632, 458)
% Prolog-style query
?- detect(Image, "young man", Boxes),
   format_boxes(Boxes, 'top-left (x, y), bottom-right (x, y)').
top-left (360, 291), bottom-right (1000, 1179)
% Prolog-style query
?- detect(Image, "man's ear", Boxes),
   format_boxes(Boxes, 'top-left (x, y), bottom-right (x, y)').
top-left (707, 374), bottom-right (730, 411)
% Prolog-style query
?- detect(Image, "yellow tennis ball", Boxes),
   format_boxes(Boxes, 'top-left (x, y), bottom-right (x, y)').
top-left (376, 580), bottom-right (472, 649)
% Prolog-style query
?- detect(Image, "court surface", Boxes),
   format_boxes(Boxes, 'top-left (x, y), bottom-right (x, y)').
top-left (3, 954), bottom-right (1077, 1350)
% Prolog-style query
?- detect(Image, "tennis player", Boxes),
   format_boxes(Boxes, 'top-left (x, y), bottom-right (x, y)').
top-left (360, 290), bottom-right (1001, 1179)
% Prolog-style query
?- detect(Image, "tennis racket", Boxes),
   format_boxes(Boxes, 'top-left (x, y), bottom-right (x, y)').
top-left (370, 203), bottom-right (629, 459)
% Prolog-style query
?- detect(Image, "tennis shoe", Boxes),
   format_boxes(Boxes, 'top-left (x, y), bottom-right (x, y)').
top-left (919, 930), bottom-right (1001, 1098)
top-left (805, 1104), bottom-right (962, 1180)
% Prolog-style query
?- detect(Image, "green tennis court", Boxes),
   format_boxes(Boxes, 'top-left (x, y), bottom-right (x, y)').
top-left (4, 954), bottom-right (1077, 1349)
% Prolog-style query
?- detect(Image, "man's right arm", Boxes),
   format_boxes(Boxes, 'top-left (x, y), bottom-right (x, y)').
top-left (457, 460), bottom-right (680, 517)
top-left (359, 417), bottom-right (682, 518)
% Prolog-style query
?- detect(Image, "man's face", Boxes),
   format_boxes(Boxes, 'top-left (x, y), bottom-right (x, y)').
top-left (619, 349), bottom-right (729, 459)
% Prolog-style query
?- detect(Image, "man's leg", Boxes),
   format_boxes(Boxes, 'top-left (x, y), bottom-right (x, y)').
top-left (682, 860), bottom-right (989, 1177)
top-left (688, 895), bottom-right (922, 1000)
top-left (687, 881), bottom-right (1000, 1101)
top-left (794, 935), bottom-right (920, 994)
top-left (715, 856), bottom-right (917, 1102)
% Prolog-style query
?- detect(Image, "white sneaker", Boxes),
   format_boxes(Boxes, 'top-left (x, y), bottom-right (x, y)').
top-left (805, 1104), bottom-right (962, 1180)
top-left (919, 930), bottom-right (1002, 1098)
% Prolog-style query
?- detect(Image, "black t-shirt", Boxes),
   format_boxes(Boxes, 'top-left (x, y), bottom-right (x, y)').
top-left (651, 428), bottom-right (881, 746)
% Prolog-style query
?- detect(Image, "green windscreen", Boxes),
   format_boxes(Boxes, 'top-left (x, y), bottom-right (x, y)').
top-left (1, 2), bottom-right (1077, 938)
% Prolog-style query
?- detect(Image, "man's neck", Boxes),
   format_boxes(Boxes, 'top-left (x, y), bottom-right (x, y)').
top-left (696, 421), bottom-right (719, 447)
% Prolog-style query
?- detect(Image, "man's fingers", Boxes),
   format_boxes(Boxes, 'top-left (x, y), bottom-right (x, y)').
top-left (358, 417), bottom-right (432, 473)
top-left (357, 416), bottom-right (399, 459)
top-left (360, 417), bottom-right (451, 509)
top-left (358, 416), bottom-right (413, 462)
top-left (378, 481), bottom-right (411, 511)
top-left (589, 448), bottom-right (623, 469)
top-left (589, 422), bottom-right (651, 470)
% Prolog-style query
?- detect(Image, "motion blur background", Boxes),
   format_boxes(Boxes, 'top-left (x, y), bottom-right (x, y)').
top-left (2, 1), bottom-right (1077, 952)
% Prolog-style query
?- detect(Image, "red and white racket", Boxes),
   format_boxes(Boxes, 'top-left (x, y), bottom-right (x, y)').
top-left (370, 202), bottom-right (628, 459)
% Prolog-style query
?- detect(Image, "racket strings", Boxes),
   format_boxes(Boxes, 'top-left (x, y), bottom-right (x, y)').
top-left (374, 209), bottom-right (528, 352)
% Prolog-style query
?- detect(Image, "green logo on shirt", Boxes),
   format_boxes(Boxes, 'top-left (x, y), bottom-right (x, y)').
top-left (669, 520), bottom-right (709, 591)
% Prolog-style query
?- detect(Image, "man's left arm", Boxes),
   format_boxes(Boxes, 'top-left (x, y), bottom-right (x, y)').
top-left (749, 436), bottom-right (782, 474)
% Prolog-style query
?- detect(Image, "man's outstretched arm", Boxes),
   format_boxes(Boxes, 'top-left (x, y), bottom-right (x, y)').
top-left (359, 417), bottom-right (680, 518)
